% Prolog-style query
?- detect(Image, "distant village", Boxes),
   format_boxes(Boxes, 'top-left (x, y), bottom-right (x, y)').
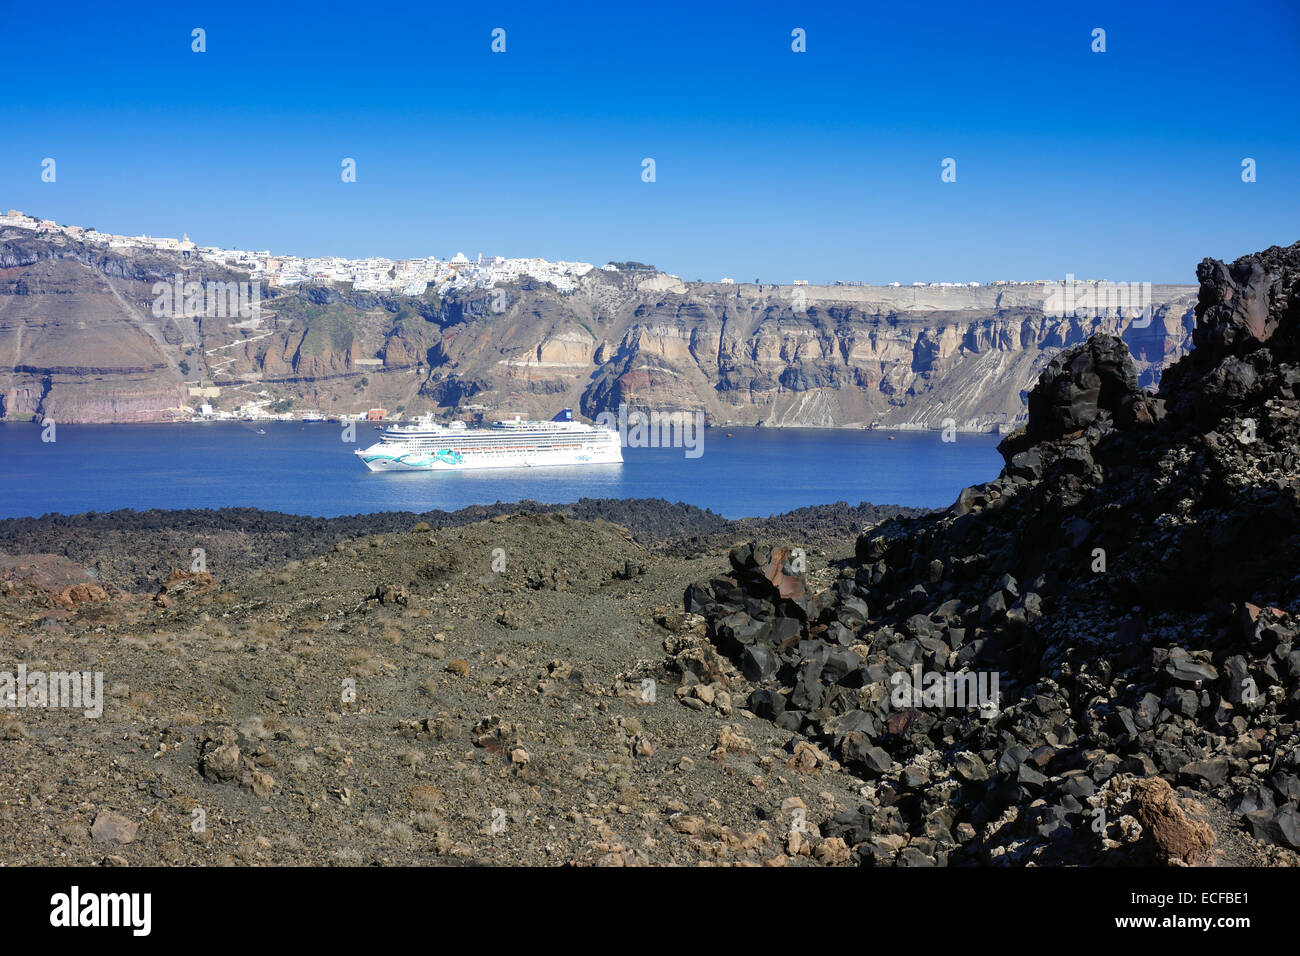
top-left (2, 208), bottom-right (1111, 294)
top-left (185, 402), bottom-right (401, 425)
top-left (0, 209), bottom-right (599, 295)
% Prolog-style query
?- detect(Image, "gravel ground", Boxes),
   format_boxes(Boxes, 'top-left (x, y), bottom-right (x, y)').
top-left (0, 502), bottom-right (1284, 867)
top-left (0, 512), bottom-right (880, 866)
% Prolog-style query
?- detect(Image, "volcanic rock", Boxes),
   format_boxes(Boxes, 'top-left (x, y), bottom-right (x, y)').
top-left (688, 240), bottom-right (1300, 866)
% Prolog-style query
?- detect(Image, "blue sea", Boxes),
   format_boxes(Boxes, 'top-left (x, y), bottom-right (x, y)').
top-left (0, 422), bottom-right (1003, 520)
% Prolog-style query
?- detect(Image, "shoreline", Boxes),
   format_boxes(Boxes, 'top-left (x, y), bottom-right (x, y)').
top-left (0, 418), bottom-right (1020, 434)
top-left (0, 498), bottom-right (928, 593)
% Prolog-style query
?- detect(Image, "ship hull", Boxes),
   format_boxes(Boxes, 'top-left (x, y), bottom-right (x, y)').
top-left (355, 442), bottom-right (623, 472)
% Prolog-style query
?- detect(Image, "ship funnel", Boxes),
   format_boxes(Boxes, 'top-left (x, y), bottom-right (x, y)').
top-left (551, 409), bottom-right (573, 422)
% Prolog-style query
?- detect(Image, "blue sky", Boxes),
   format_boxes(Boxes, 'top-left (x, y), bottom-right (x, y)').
top-left (3, 0), bottom-right (1298, 283)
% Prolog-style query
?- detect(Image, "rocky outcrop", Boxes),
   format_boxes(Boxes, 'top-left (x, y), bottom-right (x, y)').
top-left (686, 240), bottom-right (1300, 865)
top-left (0, 552), bottom-right (120, 608)
top-left (0, 227), bottom-right (1198, 425)
top-left (1019, 334), bottom-right (1164, 443)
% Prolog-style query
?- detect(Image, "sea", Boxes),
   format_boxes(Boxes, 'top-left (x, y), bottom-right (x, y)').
top-left (0, 422), bottom-right (1004, 520)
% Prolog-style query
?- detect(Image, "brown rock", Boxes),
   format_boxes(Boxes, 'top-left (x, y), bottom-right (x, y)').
top-left (0, 553), bottom-right (120, 608)
top-left (670, 814), bottom-right (705, 835)
top-left (200, 730), bottom-right (242, 782)
top-left (1129, 777), bottom-right (1214, 865)
top-left (155, 569), bottom-right (216, 605)
top-left (814, 836), bottom-right (852, 864)
top-left (249, 771), bottom-right (276, 798)
top-left (763, 547), bottom-right (806, 600)
top-left (56, 583), bottom-right (110, 608)
top-left (886, 708), bottom-right (920, 736)
top-left (713, 725), bottom-right (755, 757)
top-left (788, 740), bottom-right (828, 774)
top-left (91, 810), bottom-right (139, 845)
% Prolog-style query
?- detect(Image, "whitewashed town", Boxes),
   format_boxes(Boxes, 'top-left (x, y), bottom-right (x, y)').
top-left (0, 208), bottom-right (1107, 293)
top-left (0, 209), bottom-right (598, 295)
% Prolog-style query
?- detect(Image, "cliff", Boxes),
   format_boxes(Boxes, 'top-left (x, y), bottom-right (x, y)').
top-left (0, 228), bottom-right (1199, 426)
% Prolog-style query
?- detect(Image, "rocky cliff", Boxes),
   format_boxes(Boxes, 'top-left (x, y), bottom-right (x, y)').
top-left (0, 228), bottom-right (1199, 425)
top-left (685, 240), bottom-right (1300, 865)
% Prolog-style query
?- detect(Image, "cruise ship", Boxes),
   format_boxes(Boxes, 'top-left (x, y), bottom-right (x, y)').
top-left (354, 409), bottom-right (623, 471)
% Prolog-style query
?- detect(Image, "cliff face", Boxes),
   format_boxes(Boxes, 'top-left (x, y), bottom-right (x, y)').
top-left (0, 228), bottom-right (1198, 425)
top-left (0, 250), bottom-right (189, 422)
top-left (571, 285), bottom-right (1195, 429)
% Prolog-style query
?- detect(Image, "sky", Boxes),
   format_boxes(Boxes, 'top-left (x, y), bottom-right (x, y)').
top-left (2, 0), bottom-right (1298, 284)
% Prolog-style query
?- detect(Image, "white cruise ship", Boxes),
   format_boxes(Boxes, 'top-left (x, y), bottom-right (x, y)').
top-left (354, 409), bottom-right (623, 471)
